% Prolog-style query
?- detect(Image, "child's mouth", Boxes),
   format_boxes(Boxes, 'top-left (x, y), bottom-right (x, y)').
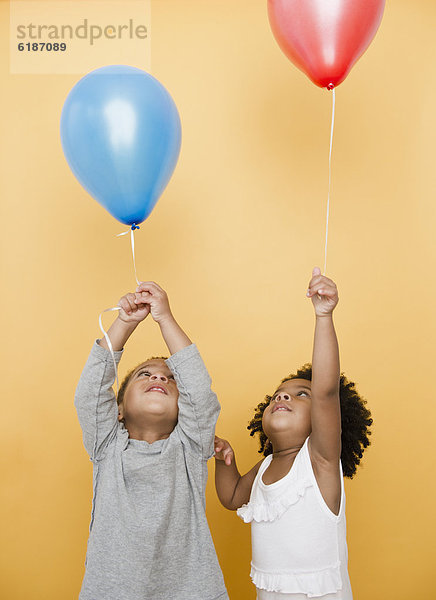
top-left (146, 385), bottom-right (167, 395)
top-left (272, 404), bottom-right (291, 413)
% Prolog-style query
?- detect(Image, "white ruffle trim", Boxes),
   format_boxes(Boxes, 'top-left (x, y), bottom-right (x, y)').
top-left (237, 478), bottom-right (312, 523)
top-left (250, 562), bottom-right (342, 598)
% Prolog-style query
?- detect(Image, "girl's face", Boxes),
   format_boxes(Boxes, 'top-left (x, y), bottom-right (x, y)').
top-left (262, 378), bottom-right (312, 446)
top-left (119, 359), bottom-right (179, 431)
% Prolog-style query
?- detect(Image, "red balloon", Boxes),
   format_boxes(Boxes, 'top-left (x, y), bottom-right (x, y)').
top-left (267, 0), bottom-right (385, 89)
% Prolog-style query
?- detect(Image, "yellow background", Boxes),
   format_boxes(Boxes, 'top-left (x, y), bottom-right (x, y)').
top-left (1, 0), bottom-right (435, 598)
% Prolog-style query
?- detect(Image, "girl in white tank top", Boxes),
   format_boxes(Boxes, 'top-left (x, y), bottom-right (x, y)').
top-left (214, 268), bottom-right (372, 599)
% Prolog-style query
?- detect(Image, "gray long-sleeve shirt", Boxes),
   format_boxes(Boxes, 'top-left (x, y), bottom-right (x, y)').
top-left (75, 341), bottom-right (229, 600)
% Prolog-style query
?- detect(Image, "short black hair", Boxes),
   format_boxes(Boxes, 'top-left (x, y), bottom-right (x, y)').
top-left (247, 364), bottom-right (372, 478)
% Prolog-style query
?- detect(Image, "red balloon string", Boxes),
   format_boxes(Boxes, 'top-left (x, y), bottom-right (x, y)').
top-left (324, 87), bottom-right (336, 276)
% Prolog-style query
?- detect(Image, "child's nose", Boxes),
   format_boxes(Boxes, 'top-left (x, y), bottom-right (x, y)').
top-left (150, 373), bottom-right (168, 383)
top-left (275, 393), bottom-right (290, 402)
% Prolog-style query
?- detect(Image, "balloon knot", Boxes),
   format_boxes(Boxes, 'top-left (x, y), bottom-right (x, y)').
top-left (327, 83), bottom-right (335, 91)
top-left (131, 224), bottom-right (140, 230)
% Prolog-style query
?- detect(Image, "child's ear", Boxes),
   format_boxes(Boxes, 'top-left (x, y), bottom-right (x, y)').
top-left (118, 405), bottom-right (124, 422)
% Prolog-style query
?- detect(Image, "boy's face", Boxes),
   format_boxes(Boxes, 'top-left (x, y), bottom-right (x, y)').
top-left (262, 379), bottom-right (312, 443)
top-left (119, 359), bottom-right (179, 432)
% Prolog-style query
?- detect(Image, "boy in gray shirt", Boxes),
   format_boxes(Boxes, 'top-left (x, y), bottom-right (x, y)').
top-left (75, 281), bottom-right (229, 600)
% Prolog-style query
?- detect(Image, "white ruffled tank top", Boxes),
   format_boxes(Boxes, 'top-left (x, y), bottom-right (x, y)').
top-left (237, 437), bottom-right (352, 599)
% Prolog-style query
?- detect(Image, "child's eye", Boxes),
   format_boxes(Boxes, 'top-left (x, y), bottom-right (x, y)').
top-left (137, 371), bottom-right (150, 377)
top-left (297, 391), bottom-right (308, 397)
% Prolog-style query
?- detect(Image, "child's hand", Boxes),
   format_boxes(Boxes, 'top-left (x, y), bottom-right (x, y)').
top-left (134, 281), bottom-right (173, 325)
top-left (306, 267), bottom-right (339, 317)
top-left (214, 436), bottom-right (234, 466)
top-left (117, 292), bottom-right (150, 324)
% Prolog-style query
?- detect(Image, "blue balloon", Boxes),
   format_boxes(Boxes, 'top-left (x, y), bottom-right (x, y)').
top-left (60, 65), bottom-right (181, 226)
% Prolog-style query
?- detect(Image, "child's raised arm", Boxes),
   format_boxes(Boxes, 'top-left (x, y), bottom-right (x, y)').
top-left (135, 281), bottom-right (192, 353)
top-left (75, 291), bottom-right (150, 460)
top-left (214, 436), bottom-right (262, 510)
top-left (99, 291), bottom-right (150, 351)
top-left (135, 282), bottom-right (222, 458)
top-left (306, 267), bottom-right (341, 465)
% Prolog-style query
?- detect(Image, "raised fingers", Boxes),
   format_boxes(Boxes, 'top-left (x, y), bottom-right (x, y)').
top-left (136, 281), bottom-right (165, 295)
top-left (134, 291), bottom-right (152, 304)
top-left (214, 436), bottom-right (224, 452)
top-left (214, 437), bottom-right (234, 465)
top-left (223, 447), bottom-right (234, 466)
top-left (307, 282), bottom-right (337, 298)
top-left (118, 293), bottom-right (137, 314)
top-left (308, 273), bottom-right (335, 289)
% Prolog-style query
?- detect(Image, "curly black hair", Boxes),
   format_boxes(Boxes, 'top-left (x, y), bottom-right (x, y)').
top-left (247, 364), bottom-right (372, 478)
top-left (117, 356), bottom-right (168, 407)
